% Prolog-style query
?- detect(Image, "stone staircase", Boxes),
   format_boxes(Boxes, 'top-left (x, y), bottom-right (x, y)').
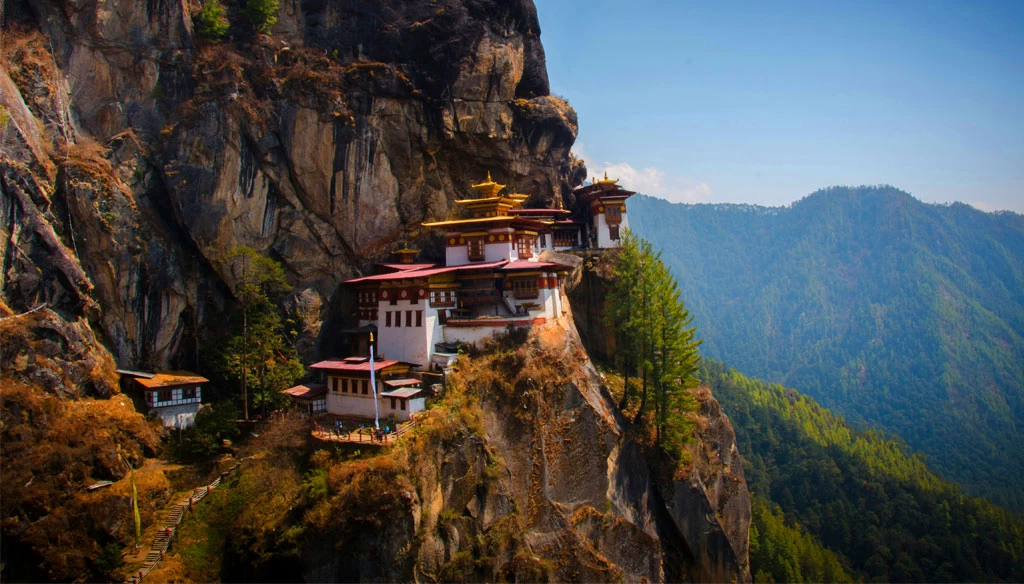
top-left (124, 463), bottom-right (240, 583)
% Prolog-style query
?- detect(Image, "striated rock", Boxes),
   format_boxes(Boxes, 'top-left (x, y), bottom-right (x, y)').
top-left (2, 0), bottom-right (581, 370)
top-left (292, 315), bottom-right (749, 583)
top-left (658, 385), bottom-right (751, 583)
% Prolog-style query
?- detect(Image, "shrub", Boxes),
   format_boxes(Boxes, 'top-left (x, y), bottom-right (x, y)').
top-left (242, 0), bottom-right (279, 35)
top-left (194, 0), bottom-right (229, 43)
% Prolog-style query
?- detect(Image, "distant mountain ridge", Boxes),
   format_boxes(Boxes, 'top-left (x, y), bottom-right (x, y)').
top-left (629, 186), bottom-right (1024, 510)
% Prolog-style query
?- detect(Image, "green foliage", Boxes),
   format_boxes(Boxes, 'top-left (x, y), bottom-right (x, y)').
top-left (173, 403), bottom-right (241, 460)
top-left (607, 231), bottom-right (701, 457)
top-left (749, 498), bottom-right (850, 583)
top-left (194, 0), bottom-right (229, 43)
top-left (242, 0), bottom-right (279, 34)
top-left (92, 541), bottom-right (125, 581)
top-left (630, 187), bottom-right (1024, 510)
top-left (703, 361), bottom-right (1024, 582)
top-left (217, 247), bottom-right (304, 419)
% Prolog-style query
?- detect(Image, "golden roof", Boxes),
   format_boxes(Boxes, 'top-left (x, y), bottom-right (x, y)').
top-left (596, 171), bottom-right (618, 186)
top-left (471, 172), bottom-right (506, 198)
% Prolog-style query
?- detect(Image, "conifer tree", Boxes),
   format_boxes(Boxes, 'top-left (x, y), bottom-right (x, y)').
top-left (242, 0), bottom-right (279, 35)
top-left (608, 231), bottom-right (701, 453)
top-left (194, 0), bottom-right (229, 43)
top-left (221, 247), bottom-right (303, 419)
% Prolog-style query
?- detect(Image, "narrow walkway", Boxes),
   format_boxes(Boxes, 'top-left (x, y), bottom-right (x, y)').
top-left (123, 461), bottom-right (242, 584)
top-left (311, 417), bottom-right (417, 446)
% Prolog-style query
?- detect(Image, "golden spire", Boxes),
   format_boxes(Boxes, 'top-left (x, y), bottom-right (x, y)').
top-left (597, 171), bottom-right (619, 186)
top-left (471, 171), bottom-right (505, 198)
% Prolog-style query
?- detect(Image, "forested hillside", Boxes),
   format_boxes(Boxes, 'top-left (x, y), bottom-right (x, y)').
top-left (629, 187), bottom-right (1024, 510)
top-left (702, 361), bottom-right (1024, 583)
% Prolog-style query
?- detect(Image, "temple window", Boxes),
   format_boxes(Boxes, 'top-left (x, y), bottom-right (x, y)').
top-left (512, 279), bottom-right (539, 299)
top-left (467, 238), bottom-right (485, 260)
top-left (517, 236), bottom-right (533, 259)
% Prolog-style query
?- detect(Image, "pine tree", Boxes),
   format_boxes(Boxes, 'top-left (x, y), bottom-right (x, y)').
top-left (608, 231), bottom-right (701, 455)
top-left (194, 0), bottom-right (229, 43)
top-left (242, 0), bottom-right (279, 35)
top-left (221, 247), bottom-right (302, 419)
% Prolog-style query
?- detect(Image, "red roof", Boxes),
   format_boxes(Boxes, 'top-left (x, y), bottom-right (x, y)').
top-left (283, 383), bottom-right (327, 399)
top-left (346, 265), bottom-right (455, 284)
top-left (452, 260), bottom-right (509, 271)
top-left (311, 359), bottom-right (402, 372)
top-left (502, 260), bottom-right (562, 271)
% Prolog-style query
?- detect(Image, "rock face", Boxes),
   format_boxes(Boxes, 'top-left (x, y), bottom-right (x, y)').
top-left (1, 2), bottom-right (752, 581)
top-left (1, 0), bottom-right (581, 370)
top-left (292, 318), bottom-right (749, 583)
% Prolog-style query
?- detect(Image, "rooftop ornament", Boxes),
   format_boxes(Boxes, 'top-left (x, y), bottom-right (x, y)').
top-left (471, 171), bottom-right (506, 198)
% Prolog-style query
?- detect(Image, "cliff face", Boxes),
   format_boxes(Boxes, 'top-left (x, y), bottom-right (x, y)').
top-left (1, 0), bottom-right (582, 371)
top-left (1, 2), bottom-right (752, 581)
top-left (231, 318), bottom-right (749, 583)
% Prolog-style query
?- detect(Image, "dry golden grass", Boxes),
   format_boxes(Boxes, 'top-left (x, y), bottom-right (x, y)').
top-left (1, 380), bottom-right (165, 581)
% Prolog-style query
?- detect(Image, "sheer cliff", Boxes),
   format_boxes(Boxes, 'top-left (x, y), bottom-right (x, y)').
top-left (155, 318), bottom-right (750, 583)
top-left (1, 1), bottom-right (751, 581)
top-left (1, 0), bottom-right (583, 371)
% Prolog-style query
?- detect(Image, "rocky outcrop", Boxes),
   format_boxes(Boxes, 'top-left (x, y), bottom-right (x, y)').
top-left (290, 317), bottom-right (749, 583)
top-left (658, 385), bottom-right (751, 582)
top-left (2, 0), bottom-right (580, 370)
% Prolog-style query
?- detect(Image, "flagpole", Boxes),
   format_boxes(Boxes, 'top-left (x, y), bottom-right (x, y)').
top-left (370, 333), bottom-right (380, 429)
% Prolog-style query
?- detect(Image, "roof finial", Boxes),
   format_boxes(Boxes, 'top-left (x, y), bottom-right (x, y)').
top-left (604, 171), bottom-right (609, 180)
top-left (486, 171), bottom-right (493, 182)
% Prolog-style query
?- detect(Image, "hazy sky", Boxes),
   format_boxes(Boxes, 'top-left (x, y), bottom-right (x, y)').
top-left (534, 0), bottom-right (1024, 212)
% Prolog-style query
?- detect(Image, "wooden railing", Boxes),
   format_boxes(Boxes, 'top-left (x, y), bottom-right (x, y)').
top-left (124, 462), bottom-right (242, 584)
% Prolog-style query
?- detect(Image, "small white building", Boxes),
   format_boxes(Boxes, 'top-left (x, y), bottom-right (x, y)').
top-left (573, 173), bottom-right (635, 249)
top-left (283, 383), bottom-right (328, 415)
top-left (118, 370), bottom-right (206, 429)
top-left (311, 357), bottom-right (426, 422)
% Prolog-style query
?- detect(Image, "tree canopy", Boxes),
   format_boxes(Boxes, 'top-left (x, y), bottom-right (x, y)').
top-left (606, 231), bottom-right (701, 459)
top-left (629, 187), bottom-right (1024, 510)
top-left (217, 247), bottom-right (303, 419)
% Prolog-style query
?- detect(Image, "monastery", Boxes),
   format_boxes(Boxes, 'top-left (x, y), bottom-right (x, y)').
top-left (296, 173), bottom-right (634, 422)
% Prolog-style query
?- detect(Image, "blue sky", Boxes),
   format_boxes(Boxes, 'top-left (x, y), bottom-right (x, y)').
top-left (534, 0), bottom-right (1024, 212)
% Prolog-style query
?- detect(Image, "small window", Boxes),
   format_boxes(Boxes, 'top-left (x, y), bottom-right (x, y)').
top-left (385, 311), bottom-right (392, 327)
top-left (362, 380), bottom-right (368, 395)
top-left (390, 398), bottom-right (397, 410)
top-left (467, 238), bottom-right (485, 260)
top-left (416, 310), bottom-right (423, 327)
top-left (182, 387), bottom-right (197, 400)
top-left (395, 312), bottom-right (401, 328)
top-left (512, 279), bottom-right (539, 299)
top-left (158, 389), bottom-right (172, 402)
top-left (406, 310), bottom-right (413, 327)
top-left (401, 400), bottom-right (407, 410)
top-left (610, 225), bottom-right (620, 240)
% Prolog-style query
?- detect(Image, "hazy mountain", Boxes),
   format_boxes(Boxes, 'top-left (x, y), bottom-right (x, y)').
top-left (630, 186), bottom-right (1024, 510)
